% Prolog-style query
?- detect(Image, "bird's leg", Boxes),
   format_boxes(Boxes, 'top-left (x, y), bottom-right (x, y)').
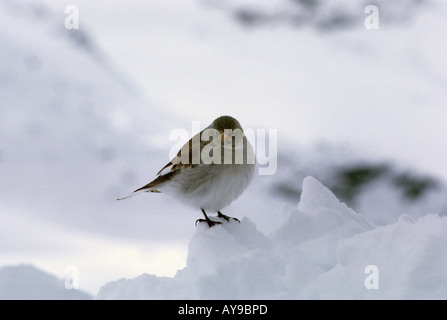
top-left (195, 209), bottom-right (222, 228)
top-left (217, 211), bottom-right (240, 223)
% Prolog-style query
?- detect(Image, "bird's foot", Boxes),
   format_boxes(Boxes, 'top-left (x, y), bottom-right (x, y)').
top-left (195, 218), bottom-right (222, 228)
top-left (217, 211), bottom-right (240, 223)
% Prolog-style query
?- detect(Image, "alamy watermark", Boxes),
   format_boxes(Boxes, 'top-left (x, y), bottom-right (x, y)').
top-left (64, 4), bottom-right (380, 31)
top-left (64, 265), bottom-right (79, 290)
top-left (364, 5), bottom-right (379, 30)
top-left (65, 5), bottom-right (79, 30)
top-left (169, 121), bottom-right (277, 176)
top-left (364, 265), bottom-right (379, 289)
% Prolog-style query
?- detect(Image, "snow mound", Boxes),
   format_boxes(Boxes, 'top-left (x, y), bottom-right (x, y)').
top-left (0, 265), bottom-right (92, 300)
top-left (97, 177), bottom-right (447, 299)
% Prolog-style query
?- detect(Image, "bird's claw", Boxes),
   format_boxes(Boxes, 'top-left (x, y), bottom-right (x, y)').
top-left (217, 212), bottom-right (240, 223)
top-left (195, 218), bottom-right (222, 228)
top-left (196, 212), bottom-right (240, 227)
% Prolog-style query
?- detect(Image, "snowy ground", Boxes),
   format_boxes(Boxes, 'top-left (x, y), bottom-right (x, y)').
top-left (99, 177), bottom-right (447, 299)
top-left (0, 264), bottom-right (92, 300)
top-left (1, 0), bottom-right (447, 298)
top-left (3, 177), bottom-right (445, 299)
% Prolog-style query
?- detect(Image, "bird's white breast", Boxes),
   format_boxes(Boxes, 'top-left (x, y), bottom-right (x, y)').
top-left (161, 163), bottom-right (255, 212)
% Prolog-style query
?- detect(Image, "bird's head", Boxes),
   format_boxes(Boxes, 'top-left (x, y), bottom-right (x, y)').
top-left (208, 116), bottom-right (244, 145)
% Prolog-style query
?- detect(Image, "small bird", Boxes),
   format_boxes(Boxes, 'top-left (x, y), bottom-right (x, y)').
top-left (118, 116), bottom-right (256, 227)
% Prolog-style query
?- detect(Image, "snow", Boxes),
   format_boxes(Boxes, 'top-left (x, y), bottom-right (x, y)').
top-left (96, 177), bottom-right (447, 299)
top-left (0, 264), bottom-right (92, 300)
top-left (0, 0), bottom-right (191, 294)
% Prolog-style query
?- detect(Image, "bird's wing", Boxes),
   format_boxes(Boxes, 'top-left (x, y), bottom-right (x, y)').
top-left (156, 130), bottom-right (204, 176)
top-left (117, 170), bottom-right (179, 199)
top-left (132, 171), bottom-right (179, 193)
top-left (118, 131), bottom-right (209, 200)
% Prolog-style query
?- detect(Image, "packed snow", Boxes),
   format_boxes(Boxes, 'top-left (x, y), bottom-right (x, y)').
top-left (0, 264), bottom-right (92, 300)
top-left (97, 177), bottom-right (447, 299)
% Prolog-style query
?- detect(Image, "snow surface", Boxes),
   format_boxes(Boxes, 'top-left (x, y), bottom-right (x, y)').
top-left (272, 146), bottom-right (447, 226)
top-left (97, 177), bottom-right (447, 299)
top-left (0, 264), bottom-right (92, 300)
top-left (0, 0), bottom-right (193, 293)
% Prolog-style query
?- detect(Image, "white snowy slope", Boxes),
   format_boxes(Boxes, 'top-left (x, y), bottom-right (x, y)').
top-left (202, 0), bottom-right (425, 30)
top-left (0, 264), bottom-right (92, 300)
top-left (0, 0), bottom-right (175, 238)
top-left (271, 145), bottom-right (447, 227)
top-left (0, 0), bottom-right (193, 295)
top-left (97, 177), bottom-right (447, 299)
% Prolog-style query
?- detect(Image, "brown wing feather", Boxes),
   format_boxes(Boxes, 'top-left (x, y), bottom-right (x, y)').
top-left (156, 162), bottom-right (173, 176)
top-left (156, 130), bottom-right (204, 176)
top-left (133, 171), bottom-right (179, 193)
top-left (134, 131), bottom-right (205, 192)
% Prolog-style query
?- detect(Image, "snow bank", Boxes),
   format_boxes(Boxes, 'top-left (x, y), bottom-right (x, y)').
top-left (97, 177), bottom-right (447, 299)
top-left (0, 265), bottom-right (92, 300)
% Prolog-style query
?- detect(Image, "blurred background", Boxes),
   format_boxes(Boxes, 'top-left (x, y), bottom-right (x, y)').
top-left (1, 0), bottom-right (446, 297)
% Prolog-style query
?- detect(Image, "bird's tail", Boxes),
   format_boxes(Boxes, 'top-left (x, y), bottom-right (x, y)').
top-left (116, 192), bottom-right (136, 201)
top-left (116, 188), bottom-right (160, 201)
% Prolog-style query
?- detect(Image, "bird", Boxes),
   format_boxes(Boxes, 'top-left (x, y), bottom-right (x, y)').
top-left (118, 115), bottom-right (256, 228)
